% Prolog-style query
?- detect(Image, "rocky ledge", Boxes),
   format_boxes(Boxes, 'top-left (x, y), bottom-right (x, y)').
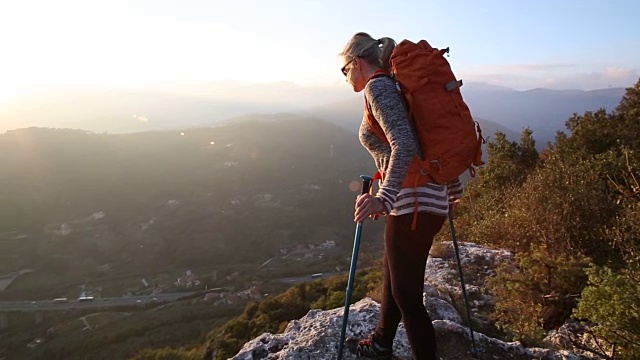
top-left (226, 242), bottom-right (602, 360)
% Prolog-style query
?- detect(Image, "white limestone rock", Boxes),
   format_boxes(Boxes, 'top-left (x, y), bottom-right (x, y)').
top-left (228, 242), bottom-right (597, 360)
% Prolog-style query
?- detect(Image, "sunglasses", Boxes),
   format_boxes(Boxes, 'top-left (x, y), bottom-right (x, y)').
top-left (341, 58), bottom-right (355, 76)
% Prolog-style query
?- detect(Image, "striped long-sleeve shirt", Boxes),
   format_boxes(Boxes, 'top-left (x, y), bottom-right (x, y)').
top-left (359, 75), bottom-right (464, 217)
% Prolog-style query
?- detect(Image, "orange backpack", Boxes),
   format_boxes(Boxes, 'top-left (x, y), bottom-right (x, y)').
top-left (365, 39), bottom-right (485, 186)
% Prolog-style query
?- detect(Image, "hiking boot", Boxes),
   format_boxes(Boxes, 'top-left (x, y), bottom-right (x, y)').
top-left (345, 333), bottom-right (393, 359)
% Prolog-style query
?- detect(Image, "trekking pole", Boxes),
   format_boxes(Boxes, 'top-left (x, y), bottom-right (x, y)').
top-left (337, 175), bottom-right (373, 360)
top-left (448, 209), bottom-right (479, 358)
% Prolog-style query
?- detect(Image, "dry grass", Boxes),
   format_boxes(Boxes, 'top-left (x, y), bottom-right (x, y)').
top-left (367, 283), bottom-right (384, 304)
top-left (430, 241), bottom-right (455, 259)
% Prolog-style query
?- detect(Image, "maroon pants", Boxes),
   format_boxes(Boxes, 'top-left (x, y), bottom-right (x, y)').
top-left (374, 211), bottom-right (446, 360)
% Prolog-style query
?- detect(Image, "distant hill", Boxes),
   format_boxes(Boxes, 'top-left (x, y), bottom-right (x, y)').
top-left (0, 87), bottom-right (292, 134)
top-left (0, 82), bottom-right (356, 134)
top-left (0, 116), bottom-right (380, 300)
top-left (0, 81), bottom-right (627, 145)
top-left (460, 84), bottom-right (626, 144)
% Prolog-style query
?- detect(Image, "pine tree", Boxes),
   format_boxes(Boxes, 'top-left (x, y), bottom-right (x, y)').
top-left (616, 78), bottom-right (640, 115)
top-left (481, 131), bottom-right (520, 189)
top-left (517, 127), bottom-right (539, 174)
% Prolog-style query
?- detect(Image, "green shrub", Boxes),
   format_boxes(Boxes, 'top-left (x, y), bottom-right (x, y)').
top-left (488, 245), bottom-right (588, 345)
top-left (573, 265), bottom-right (640, 360)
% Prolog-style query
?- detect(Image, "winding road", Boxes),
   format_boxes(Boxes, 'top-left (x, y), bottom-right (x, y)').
top-left (0, 292), bottom-right (198, 312)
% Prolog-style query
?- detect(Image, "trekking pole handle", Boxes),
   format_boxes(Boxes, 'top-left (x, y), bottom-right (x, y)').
top-left (360, 175), bottom-right (373, 195)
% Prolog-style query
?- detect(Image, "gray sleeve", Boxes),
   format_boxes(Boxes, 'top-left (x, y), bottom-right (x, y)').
top-left (365, 77), bottom-right (419, 207)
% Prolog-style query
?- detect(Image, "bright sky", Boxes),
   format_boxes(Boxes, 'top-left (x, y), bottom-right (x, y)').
top-left (1, 0), bottom-right (639, 101)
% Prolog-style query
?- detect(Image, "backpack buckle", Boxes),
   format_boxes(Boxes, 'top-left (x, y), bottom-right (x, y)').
top-left (445, 79), bottom-right (463, 91)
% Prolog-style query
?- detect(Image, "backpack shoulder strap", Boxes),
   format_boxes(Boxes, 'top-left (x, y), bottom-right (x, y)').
top-left (363, 96), bottom-right (388, 143)
top-left (363, 70), bottom-right (394, 143)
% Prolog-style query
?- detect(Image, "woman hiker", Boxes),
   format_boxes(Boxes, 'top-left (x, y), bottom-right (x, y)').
top-left (340, 32), bottom-right (464, 360)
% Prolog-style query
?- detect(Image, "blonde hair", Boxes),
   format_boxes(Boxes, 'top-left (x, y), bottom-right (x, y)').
top-left (340, 32), bottom-right (396, 72)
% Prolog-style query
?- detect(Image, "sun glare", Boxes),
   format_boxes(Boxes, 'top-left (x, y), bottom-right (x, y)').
top-left (0, 84), bottom-right (18, 103)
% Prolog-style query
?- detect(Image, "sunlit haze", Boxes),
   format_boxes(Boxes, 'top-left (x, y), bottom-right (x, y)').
top-left (2, 0), bottom-right (639, 94)
top-left (1, 0), bottom-right (639, 136)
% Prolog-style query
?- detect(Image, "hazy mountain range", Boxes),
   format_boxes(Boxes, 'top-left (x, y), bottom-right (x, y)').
top-left (460, 82), bottom-right (627, 144)
top-left (0, 80), bottom-right (629, 146)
